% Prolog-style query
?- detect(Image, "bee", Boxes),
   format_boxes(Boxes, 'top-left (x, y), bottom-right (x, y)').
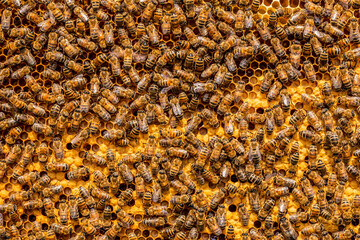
top-left (29, 221), bottom-right (44, 240)
top-left (116, 208), bottom-right (135, 228)
top-left (42, 68), bottom-right (61, 81)
top-left (289, 41), bottom-right (302, 69)
top-left (205, 216), bottom-right (222, 236)
top-left (9, 190), bottom-right (30, 203)
top-left (65, 19), bottom-right (76, 32)
top-left (259, 71), bottom-right (275, 95)
top-left (335, 9), bottom-right (353, 29)
top-left (59, 38), bottom-right (79, 59)
top-left (77, 38), bottom-right (97, 52)
top-left (301, 42), bottom-right (312, 56)
top-left (32, 123), bottom-right (53, 136)
top-left (64, 196), bottom-right (78, 223)
top-left (305, 169), bottom-right (325, 188)
top-left (274, 175), bottom-right (297, 188)
top-left (270, 37), bottom-right (286, 57)
top-left (41, 198), bottom-right (56, 219)
top-left (335, 159), bottom-right (348, 182)
top-left (1, 7), bottom-right (12, 32)
top-left (42, 185), bottom-right (64, 198)
top-left (91, 103), bottom-right (110, 121)
top-left (279, 217), bottom-right (298, 240)
top-left (171, 179), bottom-right (189, 195)
top-left (143, 217), bottom-right (167, 228)
top-left (349, 19), bottom-right (360, 45)
top-left (108, 172), bottom-right (120, 196)
top-left (200, 108), bottom-right (219, 128)
top-left (292, 188), bottom-right (310, 207)
top-left (92, 54), bottom-right (109, 68)
top-left (45, 162), bottom-right (70, 172)
top-left (135, 110), bottom-right (148, 134)
top-left (23, 199), bottom-right (43, 210)
top-left (49, 137), bottom-right (64, 161)
top-left (154, 170), bottom-right (169, 192)
top-left (19, 48), bottom-right (36, 67)
top-left (58, 199), bottom-right (69, 225)
top-left (267, 81), bottom-right (282, 101)
top-left (65, 60), bottom-right (83, 73)
top-left (332, 229), bottom-right (355, 240)
top-left (215, 7), bottom-right (235, 24)
top-left (130, 94), bottom-right (150, 110)
top-left (116, 188), bottom-right (133, 207)
top-left (195, 2), bottom-right (210, 29)
top-left (117, 161), bottom-right (134, 183)
top-left (321, 21), bottom-right (344, 37)
top-left (135, 162), bottom-right (153, 183)
top-left (47, 2), bottom-right (64, 22)
top-left (72, 5), bottom-right (88, 22)
top-left (260, 44), bottom-right (278, 65)
top-left (256, 19), bottom-right (271, 41)
top-left (89, 186), bottom-right (110, 201)
top-left (84, 152), bottom-right (106, 166)
top-left (300, 177), bottom-right (315, 202)
top-left (4, 126), bottom-right (21, 145)
top-left (70, 129), bottom-right (90, 149)
top-left (144, 49), bottom-right (161, 69)
top-left (301, 17), bottom-right (315, 40)
top-left (166, 147), bottom-right (189, 158)
top-left (16, 171), bottom-right (38, 186)
top-left (323, 172), bottom-right (337, 200)
top-left (26, 11), bottom-right (43, 25)
top-left (0, 67), bottom-right (10, 85)
top-left (10, 65), bottom-right (30, 82)
top-left (168, 158), bottom-right (182, 178)
top-left (57, 26), bottom-right (75, 42)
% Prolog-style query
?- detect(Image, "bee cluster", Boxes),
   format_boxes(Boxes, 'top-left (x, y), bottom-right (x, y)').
top-left (2, 0), bottom-right (360, 239)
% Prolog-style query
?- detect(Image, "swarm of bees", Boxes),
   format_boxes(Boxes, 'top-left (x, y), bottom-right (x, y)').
top-left (2, 0), bottom-right (360, 239)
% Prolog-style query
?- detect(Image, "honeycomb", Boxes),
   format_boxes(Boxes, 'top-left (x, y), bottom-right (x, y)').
top-left (0, 0), bottom-right (360, 239)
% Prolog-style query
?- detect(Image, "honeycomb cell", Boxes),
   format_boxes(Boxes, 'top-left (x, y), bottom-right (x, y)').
top-left (28, 215), bottom-right (36, 222)
top-left (305, 87), bottom-right (313, 94)
top-left (199, 127), bottom-right (208, 135)
top-left (249, 92), bottom-right (257, 99)
top-left (5, 183), bottom-right (12, 191)
top-left (295, 102), bottom-right (303, 109)
top-left (150, 230), bottom-right (158, 237)
top-left (201, 233), bottom-right (210, 240)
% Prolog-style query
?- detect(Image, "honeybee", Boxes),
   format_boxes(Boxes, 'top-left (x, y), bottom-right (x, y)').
top-left (256, 19), bottom-right (271, 41)
top-left (72, 5), bottom-right (88, 23)
top-left (45, 162), bottom-right (69, 174)
top-left (292, 188), bottom-right (310, 207)
top-left (1, 7), bottom-right (12, 32)
top-left (84, 152), bottom-right (106, 166)
top-left (23, 199), bottom-right (43, 210)
top-left (10, 65), bottom-right (30, 80)
top-left (270, 37), bottom-right (286, 57)
top-left (289, 41), bottom-right (302, 69)
top-left (0, 67), bottom-right (11, 85)
top-left (321, 22), bottom-right (344, 38)
top-left (332, 229), bottom-right (355, 240)
top-left (299, 177), bottom-right (315, 202)
top-left (279, 217), bottom-right (298, 240)
top-left (32, 123), bottom-right (53, 136)
top-left (260, 44), bottom-right (278, 65)
top-left (117, 188), bottom-right (133, 207)
top-left (42, 68), bottom-right (62, 81)
top-left (4, 126), bottom-right (21, 145)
